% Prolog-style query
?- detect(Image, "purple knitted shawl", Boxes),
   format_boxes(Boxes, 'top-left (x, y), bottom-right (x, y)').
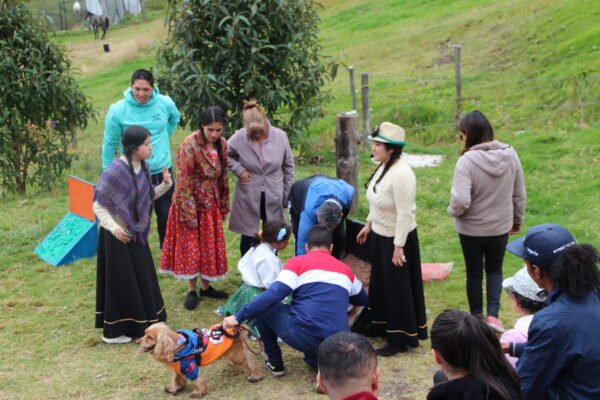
top-left (94, 159), bottom-right (153, 244)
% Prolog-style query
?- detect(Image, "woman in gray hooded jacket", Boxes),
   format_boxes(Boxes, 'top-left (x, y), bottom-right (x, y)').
top-left (448, 110), bottom-right (526, 330)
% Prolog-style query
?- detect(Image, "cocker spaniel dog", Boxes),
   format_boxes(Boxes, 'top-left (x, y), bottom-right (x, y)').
top-left (138, 322), bottom-right (263, 398)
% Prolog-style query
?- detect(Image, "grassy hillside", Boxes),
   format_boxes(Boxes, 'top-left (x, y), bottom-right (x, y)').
top-left (1, 0), bottom-right (599, 399)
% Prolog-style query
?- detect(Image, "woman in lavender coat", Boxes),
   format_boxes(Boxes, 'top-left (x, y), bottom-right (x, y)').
top-left (227, 100), bottom-right (295, 256)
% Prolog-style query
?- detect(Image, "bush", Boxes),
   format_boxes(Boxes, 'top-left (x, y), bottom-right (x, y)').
top-left (0, 0), bottom-right (95, 194)
top-left (156, 0), bottom-right (337, 145)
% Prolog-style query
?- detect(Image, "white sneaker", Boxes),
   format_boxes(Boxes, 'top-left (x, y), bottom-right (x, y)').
top-left (102, 335), bottom-right (132, 344)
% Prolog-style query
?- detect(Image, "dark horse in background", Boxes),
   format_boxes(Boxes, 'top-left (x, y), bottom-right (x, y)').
top-left (85, 11), bottom-right (109, 40)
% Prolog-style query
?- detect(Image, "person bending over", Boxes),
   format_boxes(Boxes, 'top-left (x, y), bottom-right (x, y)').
top-left (288, 174), bottom-right (355, 258)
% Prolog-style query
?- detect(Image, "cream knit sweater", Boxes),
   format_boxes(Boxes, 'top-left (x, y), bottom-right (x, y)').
top-left (366, 158), bottom-right (417, 247)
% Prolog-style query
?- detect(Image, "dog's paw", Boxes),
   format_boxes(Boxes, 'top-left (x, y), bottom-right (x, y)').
top-left (247, 374), bottom-right (264, 383)
top-left (164, 385), bottom-right (184, 395)
top-left (189, 391), bottom-right (206, 398)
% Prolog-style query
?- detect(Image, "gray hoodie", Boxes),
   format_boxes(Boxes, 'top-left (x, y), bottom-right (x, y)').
top-left (448, 140), bottom-right (526, 236)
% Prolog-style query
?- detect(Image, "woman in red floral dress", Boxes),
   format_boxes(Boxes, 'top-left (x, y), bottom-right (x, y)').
top-left (161, 106), bottom-right (230, 310)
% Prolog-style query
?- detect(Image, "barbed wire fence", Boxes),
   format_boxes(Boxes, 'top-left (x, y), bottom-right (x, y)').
top-left (346, 45), bottom-right (599, 145)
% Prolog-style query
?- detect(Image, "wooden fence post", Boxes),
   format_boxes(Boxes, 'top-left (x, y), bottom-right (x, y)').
top-left (361, 73), bottom-right (370, 150)
top-left (450, 44), bottom-right (462, 123)
top-left (348, 66), bottom-right (357, 111)
top-left (335, 111), bottom-right (359, 212)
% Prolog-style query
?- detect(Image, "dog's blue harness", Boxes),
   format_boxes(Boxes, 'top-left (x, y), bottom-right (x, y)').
top-left (171, 329), bottom-right (206, 381)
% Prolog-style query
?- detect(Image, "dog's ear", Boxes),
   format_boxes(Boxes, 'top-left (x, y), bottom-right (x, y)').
top-left (153, 326), bottom-right (178, 363)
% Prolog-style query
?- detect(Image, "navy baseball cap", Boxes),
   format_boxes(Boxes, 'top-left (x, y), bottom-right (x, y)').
top-left (506, 224), bottom-right (576, 270)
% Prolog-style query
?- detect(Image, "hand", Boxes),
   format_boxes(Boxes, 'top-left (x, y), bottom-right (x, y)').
top-left (500, 341), bottom-right (510, 353)
top-left (162, 166), bottom-right (172, 186)
top-left (239, 170), bottom-right (252, 183)
top-left (222, 315), bottom-right (239, 329)
top-left (392, 246), bottom-right (406, 267)
top-left (356, 222), bottom-right (371, 245)
top-left (509, 224), bottom-right (521, 235)
top-left (114, 228), bottom-right (131, 244)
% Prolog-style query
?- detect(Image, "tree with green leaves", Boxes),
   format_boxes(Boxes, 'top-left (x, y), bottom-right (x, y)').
top-left (157, 0), bottom-right (337, 146)
top-left (0, 0), bottom-right (95, 194)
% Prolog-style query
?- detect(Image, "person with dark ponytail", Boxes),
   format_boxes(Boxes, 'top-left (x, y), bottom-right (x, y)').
top-left (503, 224), bottom-right (600, 399)
top-left (356, 122), bottom-right (428, 356)
top-left (93, 126), bottom-right (171, 344)
top-left (448, 110), bottom-right (526, 331)
top-left (218, 220), bottom-right (292, 338)
top-left (160, 106), bottom-right (231, 310)
top-left (428, 309), bottom-right (523, 400)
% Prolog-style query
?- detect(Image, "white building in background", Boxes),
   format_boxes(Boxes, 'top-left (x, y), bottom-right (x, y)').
top-left (85, 0), bottom-right (143, 24)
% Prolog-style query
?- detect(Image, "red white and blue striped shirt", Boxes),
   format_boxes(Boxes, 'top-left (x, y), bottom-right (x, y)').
top-left (235, 249), bottom-right (368, 339)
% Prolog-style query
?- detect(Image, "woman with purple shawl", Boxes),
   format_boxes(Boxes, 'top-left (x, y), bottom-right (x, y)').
top-left (93, 126), bottom-right (172, 344)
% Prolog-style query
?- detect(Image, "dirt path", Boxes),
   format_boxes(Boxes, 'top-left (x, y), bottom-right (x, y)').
top-left (65, 19), bottom-right (165, 76)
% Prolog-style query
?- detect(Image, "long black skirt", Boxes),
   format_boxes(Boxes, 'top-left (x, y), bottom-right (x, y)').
top-left (368, 228), bottom-right (428, 347)
top-left (95, 227), bottom-right (167, 339)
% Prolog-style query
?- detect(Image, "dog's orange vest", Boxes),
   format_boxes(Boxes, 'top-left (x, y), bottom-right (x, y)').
top-left (169, 325), bottom-right (237, 380)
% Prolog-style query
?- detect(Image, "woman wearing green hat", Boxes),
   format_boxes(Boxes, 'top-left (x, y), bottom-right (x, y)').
top-left (356, 122), bottom-right (428, 356)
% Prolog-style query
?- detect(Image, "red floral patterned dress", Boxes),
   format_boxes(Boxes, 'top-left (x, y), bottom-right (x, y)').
top-left (160, 132), bottom-right (230, 280)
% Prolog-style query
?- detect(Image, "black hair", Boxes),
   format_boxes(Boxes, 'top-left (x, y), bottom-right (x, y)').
top-left (551, 244), bottom-right (599, 299)
top-left (250, 220), bottom-right (291, 247)
top-left (508, 290), bottom-right (546, 314)
top-left (306, 224), bottom-right (333, 249)
top-left (458, 110), bottom-right (494, 154)
top-left (430, 309), bottom-right (522, 400)
top-left (317, 331), bottom-right (377, 390)
top-left (199, 106), bottom-right (228, 177)
top-left (364, 126), bottom-right (403, 193)
top-left (122, 125), bottom-right (152, 222)
top-left (131, 69), bottom-right (154, 86)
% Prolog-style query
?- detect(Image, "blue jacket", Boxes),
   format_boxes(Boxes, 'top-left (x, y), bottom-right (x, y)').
top-left (102, 87), bottom-right (180, 174)
top-left (516, 289), bottom-right (600, 400)
top-left (289, 176), bottom-right (355, 256)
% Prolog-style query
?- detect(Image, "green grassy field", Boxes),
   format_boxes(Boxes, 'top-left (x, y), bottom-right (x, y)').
top-left (1, 0), bottom-right (599, 399)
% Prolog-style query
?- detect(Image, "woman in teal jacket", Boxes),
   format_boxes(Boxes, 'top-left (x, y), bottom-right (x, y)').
top-left (102, 69), bottom-right (180, 247)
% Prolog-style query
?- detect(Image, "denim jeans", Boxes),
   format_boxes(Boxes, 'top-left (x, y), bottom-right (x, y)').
top-left (255, 303), bottom-right (323, 370)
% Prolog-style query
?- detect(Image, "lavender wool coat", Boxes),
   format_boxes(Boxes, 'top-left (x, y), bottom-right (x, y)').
top-left (227, 123), bottom-right (295, 236)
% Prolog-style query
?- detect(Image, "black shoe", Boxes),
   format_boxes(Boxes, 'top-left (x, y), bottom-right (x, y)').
top-left (199, 285), bottom-right (228, 299)
top-left (184, 290), bottom-right (199, 310)
top-left (375, 344), bottom-right (408, 357)
top-left (265, 360), bottom-right (286, 377)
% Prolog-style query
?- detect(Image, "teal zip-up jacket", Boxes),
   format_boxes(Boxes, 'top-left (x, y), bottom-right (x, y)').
top-left (102, 87), bottom-right (180, 174)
